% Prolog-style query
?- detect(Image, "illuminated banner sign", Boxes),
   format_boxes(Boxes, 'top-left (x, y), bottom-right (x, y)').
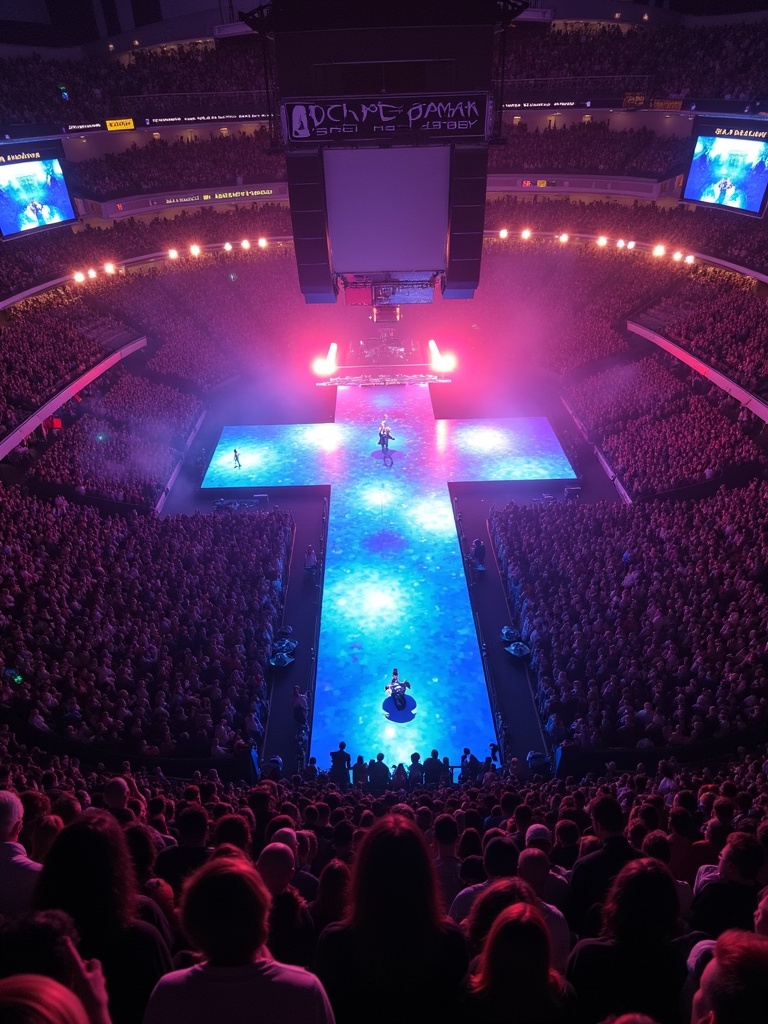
top-left (651, 99), bottom-right (683, 111)
top-left (62, 122), bottom-right (105, 134)
top-left (504, 99), bottom-right (597, 110)
top-left (283, 94), bottom-right (489, 142)
top-left (106, 118), bottom-right (135, 131)
top-left (147, 186), bottom-right (279, 207)
top-left (0, 139), bottom-right (65, 165)
top-left (142, 113), bottom-right (265, 127)
top-left (95, 182), bottom-right (289, 219)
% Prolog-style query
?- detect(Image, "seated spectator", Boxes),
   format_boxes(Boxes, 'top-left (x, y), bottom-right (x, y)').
top-left (464, 902), bottom-right (576, 1024)
top-left (308, 858), bottom-right (350, 938)
top-left (33, 812), bottom-right (172, 1024)
top-left (689, 832), bottom-right (765, 938)
top-left (567, 859), bottom-right (691, 1024)
top-left (314, 815), bottom-right (468, 1024)
top-left (143, 858), bottom-right (334, 1024)
top-left (0, 972), bottom-right (110, 1024)
top-left (0, 791), bottom-right (42, 920)
top-left (691, 929), bottom-right (768, 1024)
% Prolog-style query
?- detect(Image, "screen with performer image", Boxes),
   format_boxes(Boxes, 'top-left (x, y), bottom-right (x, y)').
top-left (681, 121), bottom-right (768, 218)
top-left (0, 158), bottom-right (77, 240)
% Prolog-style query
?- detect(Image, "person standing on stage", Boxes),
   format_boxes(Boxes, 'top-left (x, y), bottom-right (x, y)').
top-left (329, 741), bottom-right (351, 790)
top-left (378, 417), bottom-right (394, 451)
top-left (233, 449), bottom-right (241, 469)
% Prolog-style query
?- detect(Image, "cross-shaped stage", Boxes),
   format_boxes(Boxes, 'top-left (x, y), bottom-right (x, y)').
top-left (203, 383), bottom-right (575, 768)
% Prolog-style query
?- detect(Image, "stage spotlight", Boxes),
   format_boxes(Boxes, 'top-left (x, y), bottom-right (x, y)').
top-left (104, 263), bottom-right (115, 275)
top-left (684, 254), bottom-right (695, 264)
top-left (673, 251), bottom-right (683, 261)
top-left (241, 239), bottom-right (251, 250)
top-left (257, 237), bottom-right (267, 249)
top-left (627, 241), bottom-right (636, 250)
top-left (499, 228), bottom-right (509, 240)
top-left (312, 342), bottom-right (338, 377)
top-left (521, 229), bottom-right (532, 240)
top-left (168, 249), bottom-right (178, 260)
top-left (73, 272), bottom-right (85, 283)
top-left (597, 236), bottom-right (608, 247)
top-left (616, 239), bottom-right (625, 249)
top-left (559, 233), bottom-right (569, 243)
top-left (190, 244), bottom-right (201, 257)
top-left (439, 352), bottom-right (457, 372)
top-left (652, 245), bottom-right (665, 257)
top-left (223, 242), bottom-right (232, 252)
top-left (87, 268), bottom-right (97, 279)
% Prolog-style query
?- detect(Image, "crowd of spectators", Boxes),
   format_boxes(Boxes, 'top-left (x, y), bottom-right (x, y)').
top-left (84, 248), bottom-right (302, 389)
top-left (484, 195), bottom-right (768, 277)
top-left (92, 369), bottom-right (204, 448)
top-left (0, 292), bottom-right (127, 438)
top-left (65, 131), bottom-right (287, 200)
top-left (2, 22), bottom-right (768, 129)
top-left (0, 204), bottom-right (292, 301)
top-left (564, 356), bottom-right (767, 498)
top-left (0, 481), bottom-right (289, 758)
top-left (28, 414), bottom-right (180, 506)
top-left (2, 736), bottom-right (768, 1023)
top-left (6, 196), bottom-right (768, 310)
top-left (488, 122), bottom-right (693, 178)
top-left (601, 394), bottom-right (765, 499)
top-left (503, 21), bottom-right (768, 103)
top-left (644, 271), bottom-right (768, 397)
top-left (0, 43), bottom-right (267, 125)
top-left (491, 478), bottom-right (768, 751)
top-left (565, 356), bottom-right (690, 440)
top-left (472, 238), bottom-right (682, 374)
top-left (60, 122), bottom-right (692, 202)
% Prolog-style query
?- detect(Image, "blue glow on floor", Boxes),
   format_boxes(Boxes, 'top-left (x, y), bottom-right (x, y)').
top-left (201, 389), bottom-right (574, 768)
top-left (201, 415), bottom-right (574, 488)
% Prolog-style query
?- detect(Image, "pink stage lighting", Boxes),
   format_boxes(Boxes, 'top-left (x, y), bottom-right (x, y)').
top-left (428, 338), bottom-right (457, 373)
top-left (313, 343), bottom-right (338, 377)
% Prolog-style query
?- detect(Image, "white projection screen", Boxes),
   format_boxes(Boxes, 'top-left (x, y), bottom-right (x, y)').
top-left (323, 146), bottom-right (450, 273)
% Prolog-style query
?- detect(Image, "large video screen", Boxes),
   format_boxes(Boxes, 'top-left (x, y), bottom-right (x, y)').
top-left (681, 118), bottom-right (768, 218)
top-left (323, 146), bottom-right (450, 273)
top-left (0, 156), bottom-right (77, 240)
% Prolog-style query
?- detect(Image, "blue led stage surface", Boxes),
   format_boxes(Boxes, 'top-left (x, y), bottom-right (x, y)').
top-left (201, 412), bottom-right (575, 489)
top-left (201, 390), bottom-right (574, 768)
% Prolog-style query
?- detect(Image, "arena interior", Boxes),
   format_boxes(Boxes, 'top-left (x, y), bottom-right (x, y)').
top-left (2, 1), bottom-right (768, 1022)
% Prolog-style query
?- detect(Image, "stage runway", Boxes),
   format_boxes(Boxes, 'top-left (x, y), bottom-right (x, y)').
top-left (201, 386), bottom-right (575, 769)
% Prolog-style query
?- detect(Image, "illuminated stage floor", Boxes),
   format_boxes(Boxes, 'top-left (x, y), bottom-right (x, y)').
top-left (202, 387), bottom-right (575, 769)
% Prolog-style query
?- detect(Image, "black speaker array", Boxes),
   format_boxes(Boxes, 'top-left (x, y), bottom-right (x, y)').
top-left (286, 152), bottom-right (337, 303)
top-left (442, 145), bottom-right (489, 300)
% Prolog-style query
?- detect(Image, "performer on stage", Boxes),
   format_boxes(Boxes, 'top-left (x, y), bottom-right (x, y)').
top-left (233, 448), bottom-right (241, 469)
top-left (378, 417), bottom-right (394, 451)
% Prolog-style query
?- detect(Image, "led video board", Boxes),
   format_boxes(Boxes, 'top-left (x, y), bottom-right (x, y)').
top-left (681, 118), bottom-right (768, 218)
top-left (0, 141), bottom-right (77, 240)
